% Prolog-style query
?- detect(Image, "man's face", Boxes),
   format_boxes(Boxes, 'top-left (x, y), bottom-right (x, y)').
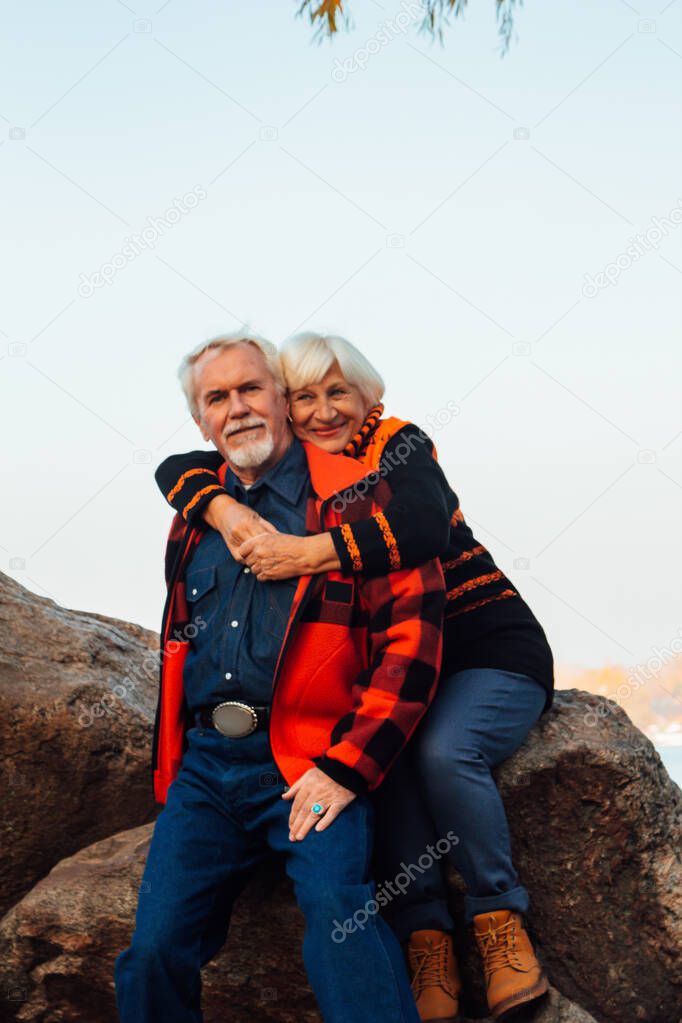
top-left (192, 343), bottom-right (291, 476)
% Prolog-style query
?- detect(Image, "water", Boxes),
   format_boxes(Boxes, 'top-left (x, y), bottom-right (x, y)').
top-left (655, 745), bottom-right (682, 788)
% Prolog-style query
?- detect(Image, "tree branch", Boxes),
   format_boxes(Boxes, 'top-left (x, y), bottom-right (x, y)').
top-left (298, 0), bottom-right (521, 52)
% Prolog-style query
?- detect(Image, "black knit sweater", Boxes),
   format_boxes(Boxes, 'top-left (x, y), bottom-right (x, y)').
top-left (154, 420), bottom-right (554, 707)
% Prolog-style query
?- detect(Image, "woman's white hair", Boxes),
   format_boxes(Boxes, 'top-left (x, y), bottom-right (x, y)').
top-left (280, 333), bottom-right (385, 411)
top-left (178, 331), bottom-right (286, 417)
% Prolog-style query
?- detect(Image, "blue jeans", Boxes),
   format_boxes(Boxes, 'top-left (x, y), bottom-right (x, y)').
top-left (373, 668), bottom-right (546, 936)
top-left (114, 726), bottom-right (420, 1023)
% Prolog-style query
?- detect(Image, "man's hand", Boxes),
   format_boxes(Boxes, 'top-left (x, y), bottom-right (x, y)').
top-left (282, 766), bottom-right (357, 840)
top-left (203, 494), bottom-right (278, 562)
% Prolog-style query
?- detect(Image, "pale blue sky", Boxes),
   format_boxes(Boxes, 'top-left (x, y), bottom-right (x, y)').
top-left (1, 0), bottom-right (681, 670)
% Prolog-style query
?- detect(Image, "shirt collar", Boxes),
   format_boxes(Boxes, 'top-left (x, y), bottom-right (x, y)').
top-left (224, 435), bottom-right (308, 507)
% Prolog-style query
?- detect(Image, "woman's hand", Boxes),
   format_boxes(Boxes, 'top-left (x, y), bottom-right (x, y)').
top-left (282, 766), bottom-right (357, 840)
top-left (203, 493), bottom-right (278, 563)
top-left (238, 532), bottom-right (342, 580)
top-left (237, 533), bottom-right (312, 580)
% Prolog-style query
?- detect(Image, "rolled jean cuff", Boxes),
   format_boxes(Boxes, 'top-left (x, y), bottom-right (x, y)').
top-left (389, 900), bottom-right (455, 943)
top-left (464, 885), bottom-right (529, 924)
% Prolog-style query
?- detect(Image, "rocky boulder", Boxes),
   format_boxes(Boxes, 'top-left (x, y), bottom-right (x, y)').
top-left (0, 823), bottom-right (597, 1023)
top-left (0, 572), bottom-right (159, 916)
top-left (494, 689), bottom-right (681, 1023)
top-left (0, 689), bottom-right (679, 1022)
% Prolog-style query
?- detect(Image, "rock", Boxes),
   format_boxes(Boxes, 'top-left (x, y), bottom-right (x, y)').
top-left (0, 824), bottom-right (598, 1023)
top-left (0, 572), bottom-right (159, 917)
top-left (506, 689), bottom-right (681, 1023)
top-left (449, 689), bottom-right (682, 1023)
top-left (462, 986), bottom-right (598, 1022)
top-left (0, 824), bottom-right (320, 1023)
top-left (0, 581), bottom-right (679, 1023)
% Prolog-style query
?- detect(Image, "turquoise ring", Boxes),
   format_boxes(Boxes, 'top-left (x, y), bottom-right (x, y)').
top-left (311, 802), bottom-right (324, 815)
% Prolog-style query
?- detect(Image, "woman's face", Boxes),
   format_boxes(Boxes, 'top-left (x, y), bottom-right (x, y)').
top-left (288, 362), bottom-right (368, 454)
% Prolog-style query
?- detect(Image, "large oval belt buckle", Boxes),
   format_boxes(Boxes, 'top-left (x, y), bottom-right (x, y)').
top-left (211, 701), bottom-right (258, 738)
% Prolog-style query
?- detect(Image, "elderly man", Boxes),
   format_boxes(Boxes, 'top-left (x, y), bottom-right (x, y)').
top-left (114, 333), bottom-right (446, 1023)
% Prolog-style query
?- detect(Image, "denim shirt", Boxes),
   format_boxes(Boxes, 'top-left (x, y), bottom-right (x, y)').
top-left (182, 437), bottom-right (309, 712)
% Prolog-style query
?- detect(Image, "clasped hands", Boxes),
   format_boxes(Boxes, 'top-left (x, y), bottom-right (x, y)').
top-left (203, 494), bottom-right (306, 579)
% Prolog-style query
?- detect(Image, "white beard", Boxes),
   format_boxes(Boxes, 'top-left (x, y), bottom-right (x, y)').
top-left (225, 423), bottom-right (275, 469)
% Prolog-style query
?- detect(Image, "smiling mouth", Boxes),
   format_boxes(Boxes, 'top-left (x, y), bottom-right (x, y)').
top-left (227, 424), bottom-right (264, 439)
top-left (313, 425), bottom-right (343, 435)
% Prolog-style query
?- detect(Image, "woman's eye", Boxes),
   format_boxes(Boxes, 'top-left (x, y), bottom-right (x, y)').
top-left (295, 394), bottom-right (312, 402)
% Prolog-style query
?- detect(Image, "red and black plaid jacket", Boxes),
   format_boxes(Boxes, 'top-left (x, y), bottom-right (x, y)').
top-left (152, 440), bottom-right (445, 804)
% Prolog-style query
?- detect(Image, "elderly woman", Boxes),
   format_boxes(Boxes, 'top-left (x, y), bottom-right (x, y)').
top-left (155, 333), bottom-right (554, 1023)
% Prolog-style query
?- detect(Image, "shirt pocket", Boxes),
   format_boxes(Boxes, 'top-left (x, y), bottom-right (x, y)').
top-left (301, 577), bottom-right (356, 629)
top-left (260, 578), bottom-right (298, 647)
top-left (185, 564), bottom-right (219, 628)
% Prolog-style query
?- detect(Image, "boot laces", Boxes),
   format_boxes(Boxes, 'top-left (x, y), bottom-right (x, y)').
top-left (410, 937), bottom-right (454, 999)
top-left (479, 917), bottom-right (523, 982)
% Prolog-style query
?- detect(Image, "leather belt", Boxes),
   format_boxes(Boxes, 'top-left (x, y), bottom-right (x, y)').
top-left (194, 700), bottom-right (270, 738)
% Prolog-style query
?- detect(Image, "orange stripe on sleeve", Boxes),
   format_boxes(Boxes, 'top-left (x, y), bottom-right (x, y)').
top-left (446, 589), bottom-right (516, 617)
top-left (440, 545), bottom-right (486, 571)
top-left (167, 468), bottom-right (214, 503)
top-left (340, 523), bottom-right (363, 572)
top-left (183, 484), bottom-right (223, 520)
top-left (446, 570), bottom-right (504, 601)
top-left (374, 511), bottom-right (401, 571)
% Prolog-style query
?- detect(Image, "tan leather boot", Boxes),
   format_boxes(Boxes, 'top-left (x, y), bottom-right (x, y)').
top-left (473, 910), bottom-right (548, 1020)
top-left (407, 929), bottom-right (462, 1023)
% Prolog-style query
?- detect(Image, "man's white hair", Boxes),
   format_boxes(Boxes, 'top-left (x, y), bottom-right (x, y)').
top-left (280, 333), bottom-right (385, 411)
top-left (178, 331), bottom-right (286, 417)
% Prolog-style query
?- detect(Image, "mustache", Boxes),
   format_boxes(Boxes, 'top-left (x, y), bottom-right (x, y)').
top-left (224, 417), bottom-right (267, 439)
